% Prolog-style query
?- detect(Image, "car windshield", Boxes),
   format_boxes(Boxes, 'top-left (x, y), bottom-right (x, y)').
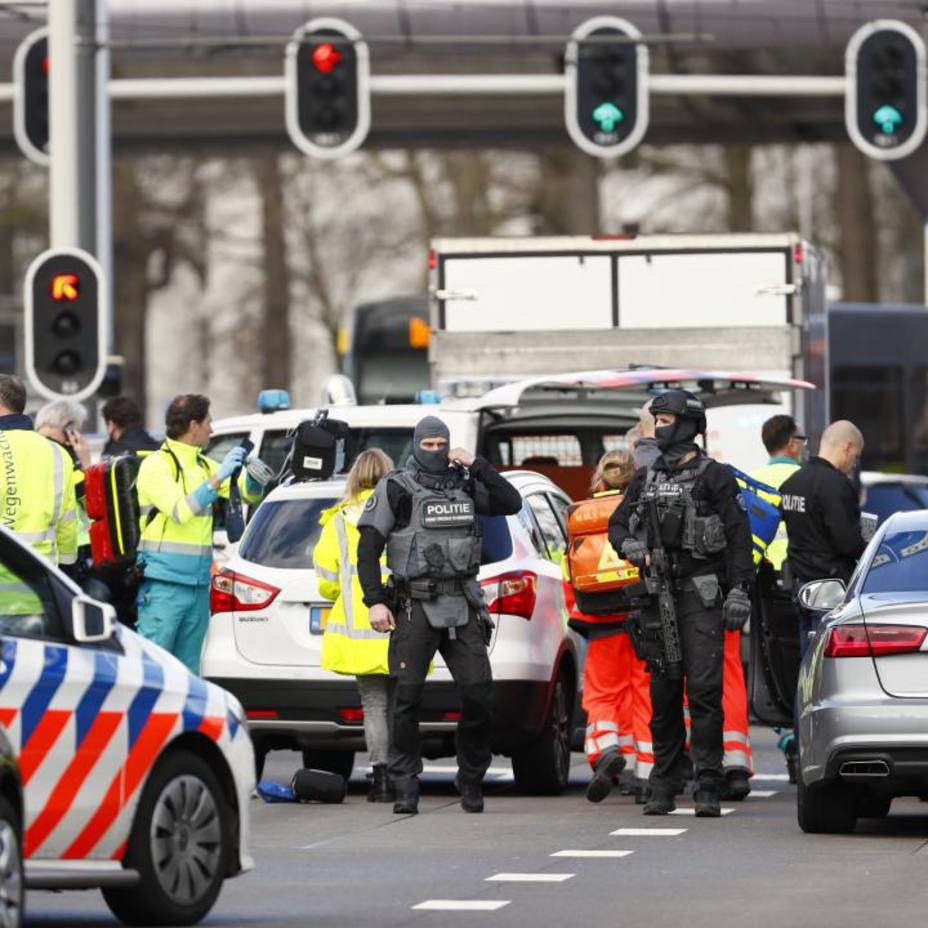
top-left (862, 529), bottom-right (928, 594)
top-left (863, 482), bottom-right (928, 525)
top-left (239, 497), bottom-right (338, 570)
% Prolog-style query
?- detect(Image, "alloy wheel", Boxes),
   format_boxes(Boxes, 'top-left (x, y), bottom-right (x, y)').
top-left (150, 774), bottom-right (222, 906)
top-left (0, 821), bottom-right (22, 928)
top-left (551, 680), bottom-right (571, 787)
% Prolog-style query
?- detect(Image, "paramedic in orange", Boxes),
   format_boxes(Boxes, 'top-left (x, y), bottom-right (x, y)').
top-left (564, 450), bottom-right (643, 802)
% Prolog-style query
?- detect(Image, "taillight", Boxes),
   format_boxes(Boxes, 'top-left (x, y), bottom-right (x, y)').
top-left (825, 624), bottom-right (928, 658)
top-left (338, 707), bottom-right (364, 724)
top-left (210, 568), bottom-right (280, 614)
top-left (480, 570), bottom-right (537, 620)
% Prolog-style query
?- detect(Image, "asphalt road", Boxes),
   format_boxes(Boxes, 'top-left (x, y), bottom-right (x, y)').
top-left (27, 726), bottom-right (928, 928)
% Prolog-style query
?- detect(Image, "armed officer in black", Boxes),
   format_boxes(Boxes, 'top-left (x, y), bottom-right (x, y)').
top-left (609, 391), bottom-right (753, 817)
top-left (357, 416), bottom-right (522, 815)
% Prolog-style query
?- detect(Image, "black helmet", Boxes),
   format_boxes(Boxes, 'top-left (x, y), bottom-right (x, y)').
top-left (650, 389), bottom-right (707, 434)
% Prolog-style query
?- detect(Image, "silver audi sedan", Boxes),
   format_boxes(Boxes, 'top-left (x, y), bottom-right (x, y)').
top-left (796, 509), bottom-right (928, 834)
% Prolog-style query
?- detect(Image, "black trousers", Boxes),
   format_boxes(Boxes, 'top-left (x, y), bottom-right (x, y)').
top-left (388, 600), bottom-right (493, 785)
top-left (649, 589), bottom-right (725, 795)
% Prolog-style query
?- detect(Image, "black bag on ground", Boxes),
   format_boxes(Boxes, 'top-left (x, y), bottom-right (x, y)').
top-left (291, 768), bottom-right (347, 804)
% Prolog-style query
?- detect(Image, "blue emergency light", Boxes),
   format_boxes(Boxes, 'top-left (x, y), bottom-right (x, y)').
top-left (416, 390), bottom-right (442, 405)
top-left (258, 389), bottom-right (291, 414)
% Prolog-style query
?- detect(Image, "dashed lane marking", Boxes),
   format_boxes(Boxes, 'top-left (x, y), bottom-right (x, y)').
top-left (669, 807), bottom-right (735, 816)
top-left (413, 901), bottom-right (511, 912)
top-left (610, 827), bottom-right (687, 836)
top-left (421, 765), bottom-right (512, 780)
top-left (486, 873), bottom-right (574, 883)
top-left (753, 773), bottom-right (790, 781)
top-left (551, 850), bottom-right (634, 858)
top-left (749, 790), bottom-right (779, 798)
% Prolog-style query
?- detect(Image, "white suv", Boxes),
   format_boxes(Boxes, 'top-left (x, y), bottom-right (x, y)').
top-left (201, 470), bottom-right (583, 795)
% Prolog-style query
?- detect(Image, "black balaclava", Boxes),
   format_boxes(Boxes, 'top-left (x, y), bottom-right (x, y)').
top-left (413, 415), bottom-right (451, 474)
top-left (652, 390), bottom-right (704, 468)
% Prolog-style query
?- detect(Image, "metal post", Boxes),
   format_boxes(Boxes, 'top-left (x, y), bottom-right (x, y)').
top-left (924, 220), bottom-right (928, 307)
top-left (95, 0), bottom-right (113, 350)
top-left (48, 0), bottom-right (98, 251)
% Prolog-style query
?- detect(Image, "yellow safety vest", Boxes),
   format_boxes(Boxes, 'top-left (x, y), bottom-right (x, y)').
top-left (0, 429), bottom-right (78, 566)
top-left (137, 438), bottom-right (260, 586)
top-left (750, 459), bottom-right (801, 570)
top-left (313, 489), bottom-right (390, 676)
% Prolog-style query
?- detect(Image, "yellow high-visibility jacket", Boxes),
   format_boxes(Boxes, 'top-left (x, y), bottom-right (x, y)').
top-left (137, 438), bottom-right (261, 586)
top-left (750, 458), bottom-right (801, 570)
top-left (313, 489), bottom-right (390, 676)
top-left (0, 426), bottom-right (78, 566)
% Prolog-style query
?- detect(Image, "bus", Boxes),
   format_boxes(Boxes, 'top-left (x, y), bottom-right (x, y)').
top-left (827, 303), bottom-right (928, 475)
top-left (341, 296), bottom-right (430, 404)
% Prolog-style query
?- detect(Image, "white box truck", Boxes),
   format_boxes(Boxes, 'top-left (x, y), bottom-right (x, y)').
top-left (428, 234), bottom-right (827, 471)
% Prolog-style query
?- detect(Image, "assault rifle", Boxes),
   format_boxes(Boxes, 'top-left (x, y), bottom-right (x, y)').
top-left (637, 484), bottom-right (684, 680)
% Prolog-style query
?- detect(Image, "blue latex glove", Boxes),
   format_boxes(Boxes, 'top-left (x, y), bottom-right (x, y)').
top-left (217, 445), bottom-right (247, 481)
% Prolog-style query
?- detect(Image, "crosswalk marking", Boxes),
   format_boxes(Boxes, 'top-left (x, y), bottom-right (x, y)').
top-left (551, 850), bottom-right (634, 858)
top-left (669, 807), bottom-right (735, 816)
top-left (610, 827), bottom-right (687, 836)
top-left (486, 873), bottom-right (574, 883)
top-left (753, 773), bottom-right (790, 781)
top-left (749, 790), bottom-right (779, 798)
top-left (413, 901), bottom-right (511, 911)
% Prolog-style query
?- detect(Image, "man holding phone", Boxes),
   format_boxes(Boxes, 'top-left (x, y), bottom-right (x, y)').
top-left (135, 394), bottom-right (269, 673)
top-left (357, 415), bottom-right (522, 815)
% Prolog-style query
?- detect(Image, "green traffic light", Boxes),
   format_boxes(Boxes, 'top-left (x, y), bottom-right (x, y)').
top-left (592, 101), bottom-right (624, 133)
top-left (873, 103), bottom-right (904, 135)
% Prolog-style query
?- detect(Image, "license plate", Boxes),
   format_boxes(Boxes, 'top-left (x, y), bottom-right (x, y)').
top-left (310, 605), bottom-right (331, 635)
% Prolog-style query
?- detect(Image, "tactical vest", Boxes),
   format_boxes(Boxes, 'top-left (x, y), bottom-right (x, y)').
top-left (631, 457), bottom-right (727, 560)
top-left (385, 466), bottom-right (483, 628)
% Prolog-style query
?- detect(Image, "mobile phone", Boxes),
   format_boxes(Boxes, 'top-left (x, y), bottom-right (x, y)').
top-left (239, 438), bottom-right (255, 455)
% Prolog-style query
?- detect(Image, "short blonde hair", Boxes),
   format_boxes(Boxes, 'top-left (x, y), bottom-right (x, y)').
top-left (591, 449), bottom-right (634, 494)
top-left (344, 448), bottom-right (394, 502)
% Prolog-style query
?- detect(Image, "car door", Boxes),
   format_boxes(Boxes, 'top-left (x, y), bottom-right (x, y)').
top-left (0, 534), bottom-right (121, 860)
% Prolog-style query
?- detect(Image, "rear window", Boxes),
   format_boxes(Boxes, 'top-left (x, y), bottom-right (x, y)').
top-left (239, 497), bottom-right (337, 570)
top-left (862, 530), bottom-right (928, 593)
top-left (496, 435), bottom-right (583, 467)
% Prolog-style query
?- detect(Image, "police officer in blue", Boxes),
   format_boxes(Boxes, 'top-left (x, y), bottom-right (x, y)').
top-left (609, 390), bottom-right (754, 817)
top-left (357, 416), bottom-right (522, 815)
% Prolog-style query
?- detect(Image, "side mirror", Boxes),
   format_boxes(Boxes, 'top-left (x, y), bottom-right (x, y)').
top-left (72, 595), bottom-right (116, 643)
top-left (798, 579), bottom-right (846, 613)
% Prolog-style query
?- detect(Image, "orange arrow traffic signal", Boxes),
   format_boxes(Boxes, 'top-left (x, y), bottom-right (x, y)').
top-left (51, 273), bottom-right (79, 302)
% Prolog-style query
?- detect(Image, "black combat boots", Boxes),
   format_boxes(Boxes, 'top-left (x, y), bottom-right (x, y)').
top-left (455, 776), bottom-right (484, 813)
top-left (368, 764), bottom-right (396, 803)
top-left (393, 778), bottom-right (419, 815)
top-left (586, 749), bottom-right (627, 803)
top-left (720, 770), bottom-right (751, 801)
top-left (642, 791), bottom-right (676, 815)
top-left (694, 789), bottom-right (722, 818)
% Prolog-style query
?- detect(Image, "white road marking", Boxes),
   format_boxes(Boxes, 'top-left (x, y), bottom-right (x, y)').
top-left (551, 850), bottom-right (634, 858)
top-left (421, 765), bottom-right (512, 780)
top-left (486, 873), bottom-right (574, 883)
top-left (610, 827), bottom-right (687, 836)
top-left (753, 773), bottom-right (790, 781)
top-left (749, 790), bottom-right (779, 798)
top-left (413, 901), bottom-right (511, 911)
top-left (669, 807), bottom-right (735, 816)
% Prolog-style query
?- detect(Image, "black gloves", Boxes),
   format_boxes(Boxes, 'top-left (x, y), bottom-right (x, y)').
top-left (722, 587), bottom-right (752, 631)
top-left (620, 539), bottom-right (649, 568)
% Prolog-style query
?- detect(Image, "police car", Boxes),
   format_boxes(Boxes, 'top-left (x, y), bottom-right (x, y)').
top-left (0, 525), bottom-right (254, 926)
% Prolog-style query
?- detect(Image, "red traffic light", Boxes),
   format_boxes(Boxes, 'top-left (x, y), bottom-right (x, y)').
top-left (311, 42), bottom-right (341, 74)
top-left (51, 273), bottom-right (80, 302)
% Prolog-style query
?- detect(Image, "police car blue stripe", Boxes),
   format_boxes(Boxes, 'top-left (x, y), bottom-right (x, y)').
top-left (21, 645), bottom-right (68, 745)
top-left (74, 651), bottom-right (119, 747)
top-left (126, 651), bottom-right (165, 750)
top-left (227, 710), bottom-right (240, 741)
top-left (182, 674), bottom-right (208, 733)
top-left (0, 639), bottom-right (17, 690)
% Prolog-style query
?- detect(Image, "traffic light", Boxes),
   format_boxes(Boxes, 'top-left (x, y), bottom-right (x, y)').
top-left (24, 248), bottom-right (108, 402)
top-left (285, 18), bottom-right (370, 158)
top-left (566, 17), bottom-right (649, 158)
top-left (13, 28), bottom-right (50, 166)
top-left (846, 20), bottom-right (927, 161)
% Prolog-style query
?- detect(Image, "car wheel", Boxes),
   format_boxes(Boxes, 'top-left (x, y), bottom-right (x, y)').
top-left (511, 673), bottom-right (572, 796)
top-left (0, 797), bottom-right (23, 928)
top-left (856, 791), bottom-right (892, 819)
top-left (302, 749), bottom-right (355, 781)
top-left (797, 776), bottom-right (857, 834)
top-left (103, 750), bottom-right (233, 926)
